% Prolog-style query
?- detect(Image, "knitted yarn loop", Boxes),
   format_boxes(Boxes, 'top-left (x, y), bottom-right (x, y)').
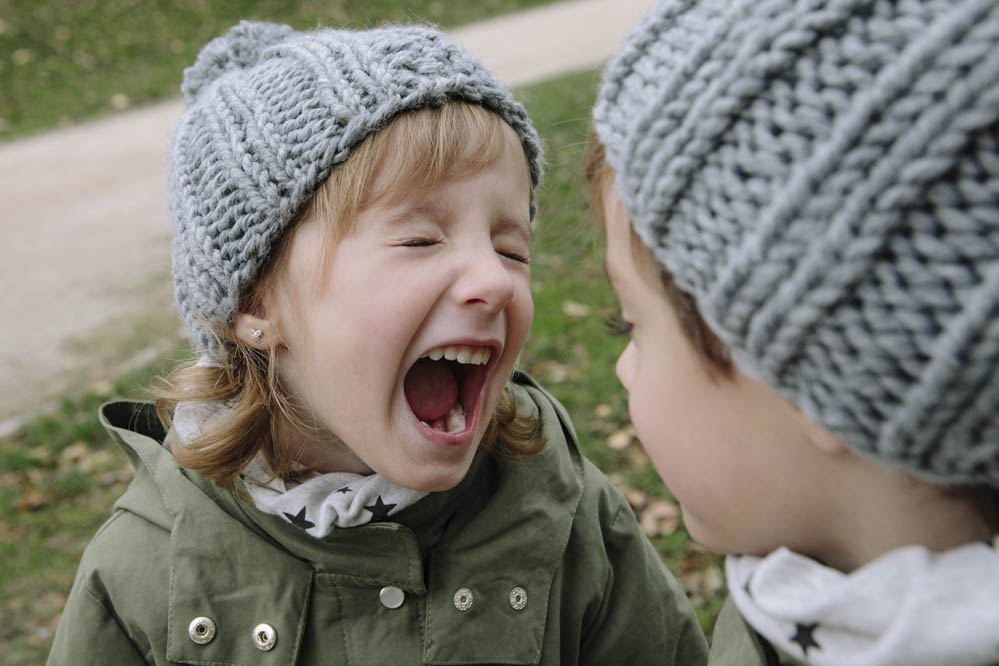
top-left (181, 21), bottom-right (294, 102)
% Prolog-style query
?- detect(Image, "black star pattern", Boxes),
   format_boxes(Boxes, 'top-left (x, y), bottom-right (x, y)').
top-left (789, 622), bottom-right (821, 656)
top-left (335, 486), bottom-right (352, 494)
top-left (284, 506), bottom-right (315, 530)
top-left (365, 495), bottom-right (397, 522)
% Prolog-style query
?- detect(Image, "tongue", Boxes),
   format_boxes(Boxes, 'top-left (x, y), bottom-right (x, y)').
top-left (405, 358), bottom-right (458, 422)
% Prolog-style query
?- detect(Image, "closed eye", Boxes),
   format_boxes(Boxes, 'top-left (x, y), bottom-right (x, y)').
top-left (499, 250), bottom-right (530, 264)
top-left (401, 238), bottom-right (438, 248)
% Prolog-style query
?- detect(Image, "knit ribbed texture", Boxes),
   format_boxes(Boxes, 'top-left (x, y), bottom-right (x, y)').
top-left (594, 0), bottom-right (999, 486)
top-left (169, 21), bottom-right (543, 358)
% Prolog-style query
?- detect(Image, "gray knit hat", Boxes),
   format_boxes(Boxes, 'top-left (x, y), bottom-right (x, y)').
top-left (594, 0), bottom-right (999, 486)
top-left (169, 21), bottom-right (543, 358)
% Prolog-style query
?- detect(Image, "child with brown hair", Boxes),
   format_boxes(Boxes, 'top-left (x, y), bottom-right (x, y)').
top-left (588, 1), bottom-right (999, 664)
top-left (48, 20), bottom-right (708, 665)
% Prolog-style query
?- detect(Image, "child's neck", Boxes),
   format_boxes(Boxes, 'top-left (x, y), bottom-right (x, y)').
top-left (274, 414), bottom-right (374, 476)
top-left (814, 468), bottom-right (992, 572)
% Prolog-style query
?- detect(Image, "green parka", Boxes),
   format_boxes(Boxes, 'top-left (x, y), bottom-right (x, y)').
top-left (49, 374), bottom-right (708, 665)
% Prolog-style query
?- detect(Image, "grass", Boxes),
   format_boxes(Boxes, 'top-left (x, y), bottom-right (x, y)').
top-left (0, 0), bottom-right (558, 140)
top-left (0, 68), bottom-right (725, 663)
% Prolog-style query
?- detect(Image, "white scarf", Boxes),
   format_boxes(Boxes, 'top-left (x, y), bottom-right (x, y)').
top-left (726, 539), bottom-right (999, 666)
top-left (173, 400), bottom-right (427, 538)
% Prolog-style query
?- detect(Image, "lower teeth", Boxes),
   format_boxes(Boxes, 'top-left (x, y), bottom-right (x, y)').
top-left (428, 403), bottom-right (466, 433)
top-left (446, 403), bottom-right (466, 433)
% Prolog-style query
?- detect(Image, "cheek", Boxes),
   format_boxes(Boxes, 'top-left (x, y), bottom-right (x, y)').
top-left (517, 289), bottom-right (534, 337)
top-left (507, 279), bottom-right (535, 351)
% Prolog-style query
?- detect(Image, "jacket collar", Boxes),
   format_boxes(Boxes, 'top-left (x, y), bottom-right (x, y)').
top-left (101, 401), bottom-right (313, 665)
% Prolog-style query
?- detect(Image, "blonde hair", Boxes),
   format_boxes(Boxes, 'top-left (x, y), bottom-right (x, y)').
top-left (156, 103), bottom-right (544, 491)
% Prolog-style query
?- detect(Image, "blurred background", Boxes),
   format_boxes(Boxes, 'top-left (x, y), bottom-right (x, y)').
top-left (0, 1), bottom-right (724, 663)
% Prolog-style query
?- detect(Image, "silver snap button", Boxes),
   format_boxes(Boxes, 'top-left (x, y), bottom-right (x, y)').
top-left (509, 586), bottom-right (528, 610)
top-left (252, 623), bottom-right (277, 651)
top-left (379, 585), bottom-right (405, 609)
top-left (453, 587), bottom-right (474, 612)
top-left (188, 616), bottom-right (216, 645)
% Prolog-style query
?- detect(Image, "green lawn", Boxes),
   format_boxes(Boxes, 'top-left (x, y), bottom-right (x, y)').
top-left (0, 0), bottom-right (557, 140)
top-left (0, 66), bottom-right (725, 663)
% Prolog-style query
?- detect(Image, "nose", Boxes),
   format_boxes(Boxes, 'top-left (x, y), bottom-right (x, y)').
top-left (454, 248), bottom-right (517, 313)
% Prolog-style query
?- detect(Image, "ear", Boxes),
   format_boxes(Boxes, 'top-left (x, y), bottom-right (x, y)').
top-left (234, 312), bottom-right (279, 350)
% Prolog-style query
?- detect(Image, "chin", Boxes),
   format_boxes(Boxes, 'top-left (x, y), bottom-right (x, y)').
top-left (387, 455), bottom-right (476, 492)
top-left (680, 510), bottom-right (730, 556)
top-left (396, 470), bottom-right (467, 493)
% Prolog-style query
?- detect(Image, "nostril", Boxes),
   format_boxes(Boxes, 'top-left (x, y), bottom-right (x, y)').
top-left (455, 254), bottom-right (517, 311)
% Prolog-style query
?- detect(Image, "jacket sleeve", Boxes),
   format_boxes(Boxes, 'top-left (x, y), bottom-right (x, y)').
top-left (580, 495), bottom-right (709, 666)
top-left (48, 570), bottom-right (147, 665)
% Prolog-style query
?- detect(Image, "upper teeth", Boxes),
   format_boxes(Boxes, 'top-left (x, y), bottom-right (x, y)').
top-left (421, 345), bottom-right (492, 365)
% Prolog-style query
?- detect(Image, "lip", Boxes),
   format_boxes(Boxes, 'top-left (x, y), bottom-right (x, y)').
top-left (404, 337), bottom-right (502, 447)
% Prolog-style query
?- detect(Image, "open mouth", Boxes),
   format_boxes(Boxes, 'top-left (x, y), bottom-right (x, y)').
top-left (403, 344), bottom-right (493, 436)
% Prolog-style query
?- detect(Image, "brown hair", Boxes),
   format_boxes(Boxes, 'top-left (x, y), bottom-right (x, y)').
top-left (583, 133), bottom-right (733, 378)
top-left (156, 103), bottom-right (544, 491)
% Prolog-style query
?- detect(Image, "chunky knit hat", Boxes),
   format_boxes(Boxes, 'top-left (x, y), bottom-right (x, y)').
top-left (169, 21), bottom-right (543, 358)
top-left (593, 0), bottom-right (999, 486)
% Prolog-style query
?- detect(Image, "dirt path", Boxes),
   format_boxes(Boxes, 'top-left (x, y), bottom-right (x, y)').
top-left (0, 0), bottom-right (656, 432)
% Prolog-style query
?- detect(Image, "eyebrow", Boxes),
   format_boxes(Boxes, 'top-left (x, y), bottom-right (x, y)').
top-left (385, 197), bottom-right (533, 244)
top-left (382, 198), bottom-right (448, 227)
top-left (495, 215), bottom-right (534, 244)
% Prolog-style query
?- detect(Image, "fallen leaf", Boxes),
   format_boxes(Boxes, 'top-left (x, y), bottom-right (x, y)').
top-left (680, 565), bottom-right (725, 600)
top-left (622, 487), bottom-right (647, 511)
top-left (539, 362), bottom-right (570, 383)
top-left (647, 498), bottom-right (680, 520)
top-left (17, 489), bottom-right (46, 512)
top-left (639, 498), bottom-right (681, 537)
top-left (61, 442), bottom-right (89, 463)
top-left (607, 425), bottom-right (635, 450)
top-left (96, 468), bottom-right (133, 487)
top-left (561, 300), bottom-right (591, 319)
top-left (628, 446), bottom-right (649, 468)
top-left (593, 403), bottom-right (613, 419)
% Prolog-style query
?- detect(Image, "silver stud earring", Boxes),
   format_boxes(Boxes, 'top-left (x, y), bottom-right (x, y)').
top-left (249, 328), bottom-right (263, 344)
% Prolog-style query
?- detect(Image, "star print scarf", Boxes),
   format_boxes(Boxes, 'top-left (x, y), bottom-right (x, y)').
top-left (726, 539), bottom-right (999, 666)
top-left (173, 400), bottom-right (428, 538)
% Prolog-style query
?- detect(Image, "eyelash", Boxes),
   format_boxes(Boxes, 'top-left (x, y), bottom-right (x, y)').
top-left (402, 239), bottom-right (529, 264)
top-left (605, 314), bottom-right (633, 337)
top-left (501, 251), bottom-right (530, 265)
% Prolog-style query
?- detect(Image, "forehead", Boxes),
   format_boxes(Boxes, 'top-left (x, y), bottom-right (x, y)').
top-left (378, 123), bottom-right (532, 200)
top-left (368, 113), bottom-right (530, 209)
top-left (600, 181), bottom-right (666, 290)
